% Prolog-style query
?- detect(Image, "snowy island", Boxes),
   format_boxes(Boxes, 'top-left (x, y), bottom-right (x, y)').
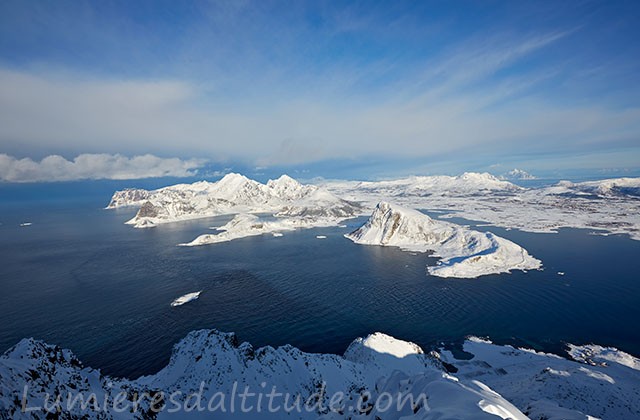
top-left (170, 291), bottom-right (202, 307)
top-left (107, 173), bottom-right (361, 229)
top-left (346, 202), bottom-right (541, 278)
top-left (1, 329), bottom-right (638, 419)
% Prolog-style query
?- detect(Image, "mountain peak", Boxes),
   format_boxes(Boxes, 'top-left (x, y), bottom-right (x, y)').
top-left (267, 174), bottom-right (316, 199)
top-left (217, 172), bottom-right (249, 184)
top-left (459, 172), bottom-right (500, 181)
top-left (375, 201), bottom-right (432, 220)
top-left (212, 173), bottom-right (262, 196)
top-left (267, 174), bottom-right (300, 187)
top-left (500, 169), bottom-right (536, 180)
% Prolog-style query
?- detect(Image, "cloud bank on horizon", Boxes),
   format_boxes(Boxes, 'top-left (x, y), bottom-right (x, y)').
top-left (0, 1), bottom-right (639, 181)
top-left (0, 153), bottom-right (205, 182)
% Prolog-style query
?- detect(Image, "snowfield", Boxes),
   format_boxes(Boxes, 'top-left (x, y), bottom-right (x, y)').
top-left (323, 173), bottom-right (640, 241)
top-left (346, 202), bottom-right (542, 278)
top-left (1, 329), bottom-right (638, 419)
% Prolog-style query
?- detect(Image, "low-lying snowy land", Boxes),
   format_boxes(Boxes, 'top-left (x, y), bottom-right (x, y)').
top-left (179, 213), bottom-right (341, 246)
top-left (323, 173), bottom-right (640, 241)
top-left (346, 202), bottom-right (541, 278)
top-left (1, 329), bottom-right (638, 419)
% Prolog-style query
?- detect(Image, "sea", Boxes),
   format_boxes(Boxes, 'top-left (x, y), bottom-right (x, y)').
top-left (1, 179), bottom-right (639, 379)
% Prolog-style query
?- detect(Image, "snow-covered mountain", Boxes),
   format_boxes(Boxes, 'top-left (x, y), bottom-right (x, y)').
top-left (2, 329), bottom-right (638, 419)
top-left (499, 169), bottom-right (536, 180)
top-left (107, 174), bottom-right (361, 228)
top-left (0, 330), bottom-right (522, 419)
top-left (106, 188), bottom-right (150, 208)
top-left (549, 178), bottom-right (640, 198)
top-left (326, 172), bottom-right (520, 200)
top-left (346, 202), bottom-right (541, 278)
top-left (0, 337), bottom-right (157, 419)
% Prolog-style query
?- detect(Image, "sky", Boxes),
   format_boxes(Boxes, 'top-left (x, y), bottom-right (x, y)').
top-left (0, 0), bottom-right (639, 182)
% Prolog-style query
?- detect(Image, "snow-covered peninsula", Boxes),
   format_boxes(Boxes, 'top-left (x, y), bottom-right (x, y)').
top-left (1, 329), bottom-right (638, 419)
top-left (346, 202), bottom-right (541, 278)
top-left (107, 173), bottom-right (361, 229)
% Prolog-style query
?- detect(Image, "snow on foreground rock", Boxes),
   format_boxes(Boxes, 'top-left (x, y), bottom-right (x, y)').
top-left (440, 337), bottom-right (640, 420)
top-left (346, 202), bottom-right (542, 278)
top-left (1, 330), bottom-right (529, 419)
top-left (107, 174), bottom-right (361, 229)
top-left (3, 331), bottom-right (638, 419)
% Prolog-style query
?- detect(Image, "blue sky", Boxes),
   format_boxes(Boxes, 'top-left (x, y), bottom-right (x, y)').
top-left (0, 0), bottom-right (639, 181)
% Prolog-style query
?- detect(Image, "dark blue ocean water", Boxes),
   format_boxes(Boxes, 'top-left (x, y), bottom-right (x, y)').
top-left (1, 182), bottom-right (640, 379)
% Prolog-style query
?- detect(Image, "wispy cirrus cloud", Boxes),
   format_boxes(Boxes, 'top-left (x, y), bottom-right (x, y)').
top-left (409, 30), bottom-right (574, 99)
top-left (0, 153), bottom-right (205, 182)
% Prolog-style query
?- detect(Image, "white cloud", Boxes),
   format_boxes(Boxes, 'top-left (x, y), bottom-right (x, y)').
top-left (0, 153), bottom-right (205, 182)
